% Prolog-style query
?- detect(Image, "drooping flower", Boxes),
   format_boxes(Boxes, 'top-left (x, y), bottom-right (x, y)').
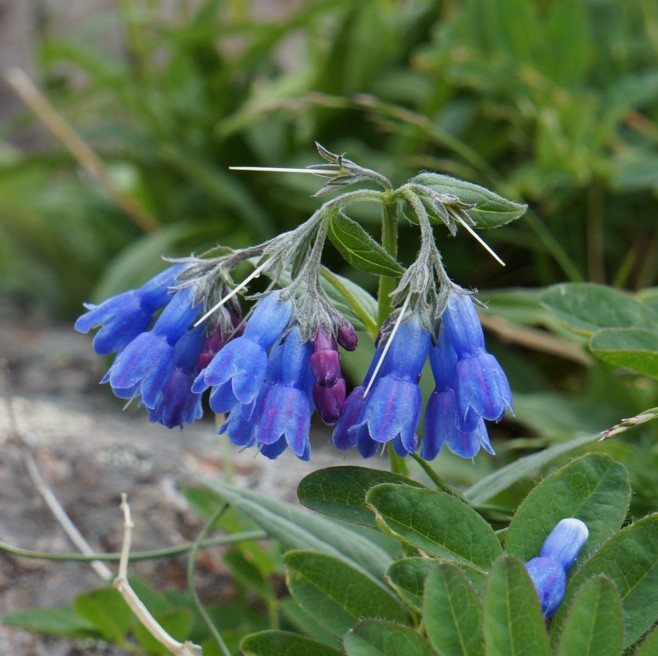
top-left (192, 292), bottom-right (293, 413)
top-left (343, 316), bottom-right (431, 456)
top-left (75, 264), bottom-right (185, 355)
top-left (220, 325), bottom-right (313, 459)
top-left (101, 285), bottom-right (202, 408)
top-left (147, 325), bottom-right (205, 429)
top-left (441, 292), bottom-right (513, 425)
top-left (421, 323), bottom-right (494, 459)
top-left (525, 518), bottom-right (589, 618)
top-left (310, 330), bottom-right (346, 425)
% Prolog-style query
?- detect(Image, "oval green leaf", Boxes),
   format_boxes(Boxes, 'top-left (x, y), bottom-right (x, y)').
top-left (411, 172), bottom-right (527, 229)
top-left (366, 484), bottom-right (502, 569)
top-left (634, 623), bottom-right (658, 656)
top-left (344, 619), bottom-right (435, 656)
top-left (554, 576), bottom-right (623, 656)
top-left (284, 550), bottom-right (408, 637)
top-left (541, 283), bottom-right (658, 335)
top-left (552, 514), bottom-right (658, 649)
top-left (505, 453), bottom-right (631, 562)
top-left (298, 466), bottom-right (424, 527)
top-left (483, 556), bottom-right (550, 656)
top-left (241, 630), bottom-right (342, 656)
top-left (590, 327), bottom-right (658, 379)
top-left (387, 557), bottom-right (486, 611)
top-left (328, 211), bottom-right (404, 277)
top-left (424, 564), bottom-right (484, 656)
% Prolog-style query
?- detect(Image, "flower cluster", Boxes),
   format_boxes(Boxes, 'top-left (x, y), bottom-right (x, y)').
top-left (76, 146), bottom-right (518, 461)
top-left (524, 518), bottom-right (589, 618)
top-left (332, 292), bottom-right (512, 460)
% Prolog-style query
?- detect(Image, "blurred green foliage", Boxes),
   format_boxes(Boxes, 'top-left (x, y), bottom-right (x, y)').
top-left (1, 0), bottom-right (657, 317)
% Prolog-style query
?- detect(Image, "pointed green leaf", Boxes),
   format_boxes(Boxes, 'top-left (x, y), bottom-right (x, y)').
top-left (284, 550), bottom-right (408, 637)
top-left (554, 577), bottom-right (623, 656)
top-left (387, 558), bottom-right (486, 611)
top-left (424, 564), bottom-right (484, 656)
top-left (2, 606), bottom-right (99, 639)
top-left (328, 211), bottom-right (404, 277)
top-left (320, 266), bottom-right (378, 334)
top-left (411, 173), bottom-right (527, 228)
top-left (200, 478), bottom-right (392, 580)
top-left (505, 454), bottom-right (631, 562)
top-left (634, 623), bottom-right (658, 656)
top-left (241, 630), bottom-right (342, 656)
top-left (464, 431), bottom-right (604, 506)
top-left (73, 587), bottom-right (132, 642)
top-left (366, 484), bottom-right (502, 569)
top-left (298, 466), bottom-right (424, 527)
top-left (590, 328), bottom-right (658, 379)
top-left (344, 619), bottom-right (435, 656)
top-left (483, 557), bottom-right (550, 656)
top-left (541, 283), bottom-right (658, 335)
top-left (552, 514), bottom-right (658, 648)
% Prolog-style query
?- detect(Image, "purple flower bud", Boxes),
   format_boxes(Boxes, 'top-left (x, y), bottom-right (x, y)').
top-left (313, 330), bottom-right (336, 353)
top-left (337, 324), bottom-right (358, 351)
top-left (313, 379), bottom-right (346, 425)
top-left (310, 350), bottom-right (341, 386)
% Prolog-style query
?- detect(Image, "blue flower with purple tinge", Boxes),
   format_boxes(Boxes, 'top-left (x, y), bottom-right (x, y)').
top-left (421, 322), bottom-right (494, 460)
top-left (101, 285), bottom-right (202, 409)
top-left (220, 325), bottom-right (313, 459)
top-left (441, 292), bottom-right (513, 425)
top-left (525, 518), bottom-right (589, 618)
top-left (75, 264), bottom-right (185, 355)
top-left (147, 325), bottom-right (205, 429)
top-left (192, 292), bottom-right (293, 414)
top-left (338, 316), bottom-right (431, 457)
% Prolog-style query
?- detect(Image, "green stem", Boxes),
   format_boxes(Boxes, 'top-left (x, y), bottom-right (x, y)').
top-left (378, 191), bottom-right (399, 326)
top-left (187, 506), bottom-right (233, 656)
top-left (0, 530), bottom-right (266, 563)
top-left (410, 454), bottom-right (467, 501)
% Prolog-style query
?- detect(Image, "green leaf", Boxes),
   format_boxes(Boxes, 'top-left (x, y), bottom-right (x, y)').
top-left (298, 466), bottom-right (424, 527)
top-left (634, 623), bottom-right (658, 656)
top-left (505, 454), bottom-right (631, 562)
top-left (73, 587), bottom-right (132, 642)
top-left (320, 266), bottom-right (379, 335)
top-left (552, 514), bottom-right (658, 648)
top-left (344, 619), bottom-right (435, 656)
top-left (541, 283), bottom-right (658, 335)
top-left (133, 608), bottom-right (194, 656)
top-left (464, 431), bottom-right (604, 506)
top-left (2, 606), bottom-right (99, 639)
top-left (387, 558), bottom-right (486, 611)
top-left (200, 478), bottom-right (392, 580)
top-left (327, 211), bottom-right (404, 277)
top-left (366, 484), bottom-right (502, 569)
top-left (411, 172), bottom-right (527, 228)
top-left (590, 328), bottom-right (658, 379)
top-left (284, 550), bottom-right (408, 637)
top-left (241, 630), bottom-right (342, 656)
top-left (554, 577), bottom-right (623, 656)
top-left (424, 564), bottom-right (483, 656)
top-left (483, 557), bottom-right (550, 656)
